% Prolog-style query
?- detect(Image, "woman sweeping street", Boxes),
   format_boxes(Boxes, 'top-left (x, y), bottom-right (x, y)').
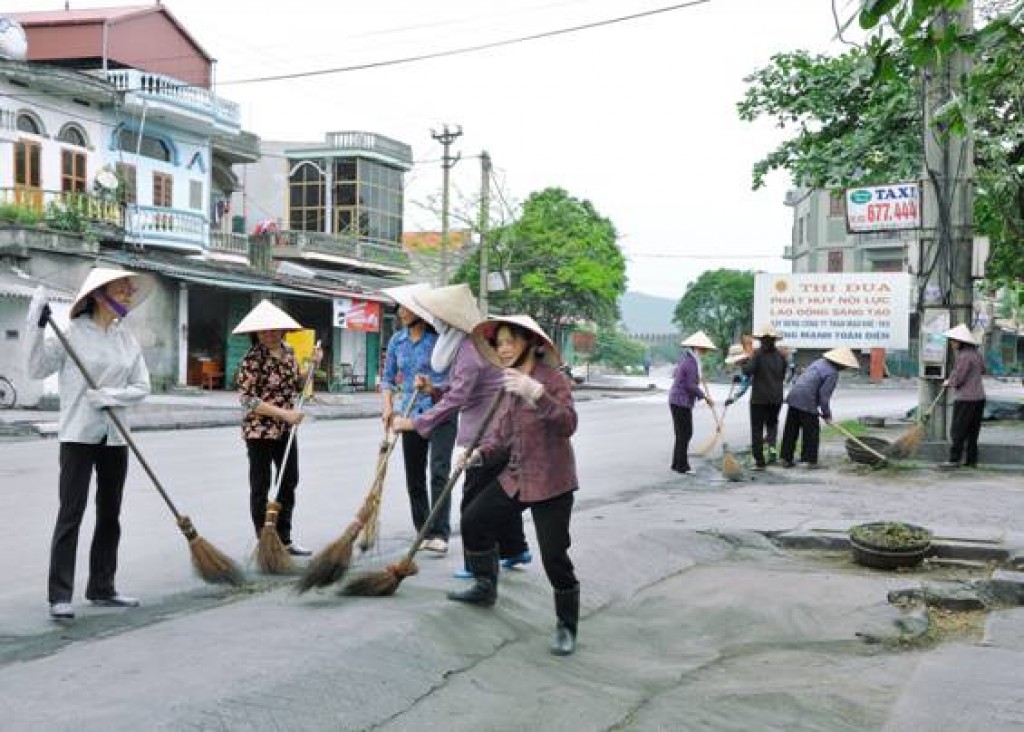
top-left (735, 325), bottom-right (787, 470)
top-left (668, 331), bottom-right (717, 474)
top-left (381, 284), bottom-right (456, 555)
top-left (940, 324), bottom-right (986, 469)
top-left (26, 267), bottom-right (153, 620)
top-left (235, 300), bottom-right (318, 557)
top-left (449, 315), bottom-right (581, 656)
top-left (779, 347), bottom-right (859, 469)
top-left (390, 284), bottom-right (532, 575)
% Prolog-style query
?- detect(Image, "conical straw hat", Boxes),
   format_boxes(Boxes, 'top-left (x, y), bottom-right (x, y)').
top-left (680, 330), bottom-right (717, 350)
top-left (471, 314), bottom-right (560, 368)
top-left (381, 283), bottom-right (436, 327)
top-left (413, 283), bottom-right (482, 334)
top-left (943, 323), bottom-right (979, 345)
top-left (752, 323), bottom-right (782, 339)
top-left (724, 343), bottom-right (750, 365)
top-left (232, 300), bottom-right (303, 334)
top-left (70, 267), bottom-right (154, 318)
top-left (823, 347), bottom-right (860, 370)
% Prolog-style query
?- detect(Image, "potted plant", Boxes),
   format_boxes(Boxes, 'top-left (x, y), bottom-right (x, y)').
top-left (849, 521), bottom-right (932, 570)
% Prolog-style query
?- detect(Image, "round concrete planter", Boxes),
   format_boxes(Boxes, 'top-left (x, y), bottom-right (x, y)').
top-left (849, 522), bottom-right (932, 570)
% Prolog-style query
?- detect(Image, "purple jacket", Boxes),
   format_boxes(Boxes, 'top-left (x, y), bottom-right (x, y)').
top-left (413, 337), bottom-right (503, 446)
top-left (950, 347), bottom-right (985, 402)
top-left (668, 350), bottom-right (705, 408)
top-left (785, 357), bottom-right (839, 421)
top-left (479, 361), bottom-right (578, 504)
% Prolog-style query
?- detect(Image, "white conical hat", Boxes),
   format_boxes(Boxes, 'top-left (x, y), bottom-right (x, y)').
top-left (823, 347), bottom-right (859, 369)
top-left (724, 343), bottom-right (750, 365)
top-left (680, 330), bottom-right (717, 350)
top-left (413, 283), bottom-right (482, 334)
top-left (752, 323), bottom-right (782, 339)
top-left (70, 267), bottom-right (154, 318)
top-left (471, 314), bottom-right (560, 368)
top-left (232, 300), bottom-right (303, 334)
top-left (382, 282), bottom-right (436, 327)
top-left (943, 323), bottom-right (979, 345)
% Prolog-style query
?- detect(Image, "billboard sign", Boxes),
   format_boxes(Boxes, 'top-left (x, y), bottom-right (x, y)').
top-left (754, 273), bottom-right (911, 349)
top-left (845, 183), bottom-right (921, 233)
top-left (333, 298), bottom-right (381, 332)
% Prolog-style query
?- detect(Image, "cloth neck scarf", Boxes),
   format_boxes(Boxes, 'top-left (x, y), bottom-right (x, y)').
top-left (686, 347), bottom-right (703, 381)
top-left (431, 322), bottom-right (464, 373)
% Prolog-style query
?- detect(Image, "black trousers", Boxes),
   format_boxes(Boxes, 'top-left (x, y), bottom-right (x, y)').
top-left (950, 399), bottom-right (985, 466)
top-left (780, 406), bottom-right (821, 464)
top-left (750, 402), bottom-right (783, 466)
top-left (246, 436), bottom-right (299, 544)
top-left (462, 479), bottom-right (577, 592)
top-left (461, 460), bottom-right (528, 559)
top-left (669, 404), bottom-right (693, 472)
top-left (401, 417), bottom-right (457, 540)
top-left (50, 441), bottom-right (129, 603)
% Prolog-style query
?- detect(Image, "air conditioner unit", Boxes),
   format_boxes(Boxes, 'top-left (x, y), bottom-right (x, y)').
top-left (783, 190), bottom-right (801, 207)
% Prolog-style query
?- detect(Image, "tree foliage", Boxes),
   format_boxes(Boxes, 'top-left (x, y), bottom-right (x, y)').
top-left (739, 5), bottom-right (1024, 283)
top-left (672, 269), bottom-right (755, 352)
top-left (454, 187), bottom-right (627, 336)
top-left (588, 326), bottom-right (648, 372)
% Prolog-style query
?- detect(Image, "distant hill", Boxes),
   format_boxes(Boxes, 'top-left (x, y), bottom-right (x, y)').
top-left (620, 291), bottom-right (678, 334)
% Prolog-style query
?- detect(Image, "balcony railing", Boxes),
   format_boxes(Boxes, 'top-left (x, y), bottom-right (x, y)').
top-left (323, 131), bottom-right (414, 167)
top-left (125, 205), bottom-right (207, 250)
top-left (0, 108), bottom-right (16, 139)
top-left (276, 229), bottom-right (410, 273)
top-left (0, 187), bottom-right (124, 228)
top-left (209, 230), bottom-right (249, 257)
top-left (104, 69), bottom-right (241, 130)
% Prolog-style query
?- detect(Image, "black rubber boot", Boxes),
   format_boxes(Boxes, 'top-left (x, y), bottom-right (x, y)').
top-left (446, 548), bottom-right (498, 607)
top-left (550, 585), bottom-right (580, 656)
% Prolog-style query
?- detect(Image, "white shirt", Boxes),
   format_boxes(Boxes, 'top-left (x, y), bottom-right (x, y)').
top-left (26, 316), bottom-right (150, 445)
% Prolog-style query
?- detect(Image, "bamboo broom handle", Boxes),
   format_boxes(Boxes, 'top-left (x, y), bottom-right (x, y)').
top-left (923, 386), bottom-right (947, 421)
top-left (830, 420), bottom-right (889, 464)
top-left (44, 314), bottom-right (184, 521)
top-left (268, 341), bottom-right (320, 500)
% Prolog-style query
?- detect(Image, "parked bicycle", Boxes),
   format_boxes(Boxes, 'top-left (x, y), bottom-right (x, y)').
top-left (0, 375), bottom-right (15, 408)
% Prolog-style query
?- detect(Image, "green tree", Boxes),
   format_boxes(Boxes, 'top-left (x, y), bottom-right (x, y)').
top-left (588, 326), bottom-right (648, 372)
top-left (454, 187), bottom-right (626, 338)
top-left (672, 269), bottom-right (755, 352)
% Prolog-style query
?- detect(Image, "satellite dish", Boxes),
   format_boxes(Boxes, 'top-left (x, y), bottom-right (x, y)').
top-left (96, 170), bottom-right (119, 190)
top-left (0, 17), bottom-right (28, 61)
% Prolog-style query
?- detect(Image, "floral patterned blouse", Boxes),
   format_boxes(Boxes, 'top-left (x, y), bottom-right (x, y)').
top-left (237, 342), bottom-right (300, 440)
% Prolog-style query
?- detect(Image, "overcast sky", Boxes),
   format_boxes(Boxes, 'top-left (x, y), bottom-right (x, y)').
top-left (63, 0), bottom-right (858, 298)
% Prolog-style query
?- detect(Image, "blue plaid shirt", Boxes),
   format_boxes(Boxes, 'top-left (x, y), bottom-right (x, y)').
top-left (381, 328), bottom-right (448, 417)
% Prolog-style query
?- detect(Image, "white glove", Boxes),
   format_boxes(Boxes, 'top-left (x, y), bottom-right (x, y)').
top-left (502, 369), bottom-right (544, 404)
top-left (27, 286), bottom-right (48, 329)
top-left (85, 388), bottom-right (121, 409)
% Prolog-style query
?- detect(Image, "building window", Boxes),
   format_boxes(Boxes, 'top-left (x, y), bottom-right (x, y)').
top-left (872, 259), bottom-right (903, 272)
top-left (117, 129), bottom-right (172, 162)
top-left (829, 192), bottom-right (845, 218)
top-left (61, 149), bottom-right (87, 193)
top-left (827, 249), bottom-right (843, 272)
top-left (117, 163), bottom-right (137, 204)
top-left (13, 140), bottom-right (41, 190)
top-left (15, 112), bottom-right (42, 135)
top-left (153, 172), bottom-right (173, 207)
top-left (288, 160), bottom-right (325, 232)
top-left (332, 158), bottom-right (403, 244)
top-left (57, 124), bottom-right (88, 148)
top-left (189, 180), bottom-right (203, 210)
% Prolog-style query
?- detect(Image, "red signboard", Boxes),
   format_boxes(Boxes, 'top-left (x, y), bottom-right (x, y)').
top-left (333, 298), bottom-right (381, 332)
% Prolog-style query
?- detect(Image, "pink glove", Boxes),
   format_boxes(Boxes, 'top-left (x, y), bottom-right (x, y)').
top-left (503, 369), bottom-right (544, 404)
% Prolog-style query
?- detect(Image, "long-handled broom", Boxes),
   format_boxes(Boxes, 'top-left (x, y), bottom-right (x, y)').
top-left (891, 387), bottom-right (946, 458)
top-left (342, 391), bottom-right (506, 598)
top-left (43, 312), bottom-right (243, 586)
top-left (255, 343), bottom-right (320, 574)
top-left (830, 420), bottom-right (890, 468)
top-left (294, 396), bottom-right (417, 593)
top-left (696, 380), bottom-right (733, 457)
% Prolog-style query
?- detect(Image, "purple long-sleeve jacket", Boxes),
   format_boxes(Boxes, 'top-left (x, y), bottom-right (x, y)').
top-left (668, 350), bottom-right (705, 408)
top-left (785, 357), bottom-right (839, 421)
top-left (478, 361), bottom-right (578, 504)
top-left (950, 347), bottom-right (985, 402)
top-left (413, 337), bottom-right (503, 446)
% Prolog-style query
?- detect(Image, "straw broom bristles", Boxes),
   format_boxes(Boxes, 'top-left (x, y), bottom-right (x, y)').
top-left (256, 501), bottom-right (293, 574)
top-left (721, 448), bottom-right (744, 482)
top-left (341, 557), bottom-right (418, 597)
top-left (892, 388), bottom-right (946, 458)
top-left (294, 519), bottom-right (362, 593)
top-left (178, 516), bottom-right (245, 586)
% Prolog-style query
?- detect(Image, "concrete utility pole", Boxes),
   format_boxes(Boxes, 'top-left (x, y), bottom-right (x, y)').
top-left (918, 1), bottom-right (974, 440)
top-left (478, 150), bottom-right (491, 314)
top-left (431, 124), bottom-right (462, 285)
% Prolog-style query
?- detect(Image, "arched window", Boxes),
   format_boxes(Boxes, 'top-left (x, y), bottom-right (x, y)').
top-left (57, 124), bottom-right (88, 148)
top-left (116, 128), bottom-right (172, 162)
top-left (16, 112), bottom-right (42, 135)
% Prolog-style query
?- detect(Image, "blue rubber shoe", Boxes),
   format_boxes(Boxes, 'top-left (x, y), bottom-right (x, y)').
top-left (453, 568), bottom-right (474, 579)
top-left (501, 550), bottom-right (533, 570)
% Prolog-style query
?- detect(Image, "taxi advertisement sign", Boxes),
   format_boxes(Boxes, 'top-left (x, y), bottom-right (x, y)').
top-left (845, 183), bottom-right (921, 233)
